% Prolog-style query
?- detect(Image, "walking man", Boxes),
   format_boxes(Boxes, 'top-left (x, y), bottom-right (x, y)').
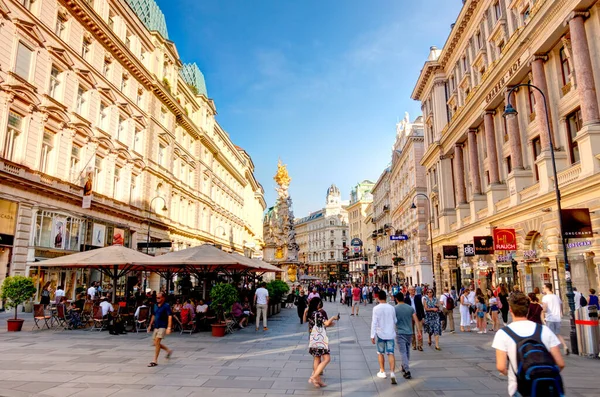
top-left (440, 287), bottom-right (455, 333)
top-left (371, 291), bottom-right (398, 384)
top-left (394, 292), bottom-right (418, 379)
top-left (147, 292), bottom-right (173, 367)
top-left (254, 282), bottom-right (269, 331)
top-left (542, 283), bottom-right (569, 354)
top-left (351, 284), bottom-right (361, 316)
top-left (404, 286), bottom-right (425, 351)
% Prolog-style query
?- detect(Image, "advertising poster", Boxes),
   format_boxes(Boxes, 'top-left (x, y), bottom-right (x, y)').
top-left (92, 223), bottom-right (106, 247)
top-left (561, 208), bottom-right (593, 238)
top-left (52, 217), bottom-right (66, 249)
top-left (113, 228), bottom-right (125, 246)
top-left (82, 166), bottom-right (93, 209)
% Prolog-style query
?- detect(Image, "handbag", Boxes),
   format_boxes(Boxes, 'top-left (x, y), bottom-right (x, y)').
top-left (308, 314), bottom-right (329, 350)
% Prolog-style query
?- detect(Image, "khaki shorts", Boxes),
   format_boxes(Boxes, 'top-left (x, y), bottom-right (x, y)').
top-left (352, 300), bottom-right (360, 307)
top-left (153, 328), bottom-right (167, 340)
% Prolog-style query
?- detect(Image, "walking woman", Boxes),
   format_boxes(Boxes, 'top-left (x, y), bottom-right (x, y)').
top-left (303, 297), bottom-right (339, 388)
top-left (526, 292), bottom-right (544, 325)
top-left (489, 293), bottom-right (500, 332)
top-left (459, 288), bottom-right (471, 332)
top-left (498, 284), bottom-right (510, 324)
top-left (40, 281), bottom-right (52, 307)
top-left (296, 288), bottom-right (308, 324)
top-left (422, 290), bottom-right (442, 350)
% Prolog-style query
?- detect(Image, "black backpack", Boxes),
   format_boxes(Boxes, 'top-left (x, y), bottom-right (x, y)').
top-left (502, 324), bottom-right (564, 397)
top-left (580, 295), bottom-right (588, 307)
top-left (445, 294), bottom-right (455, 310)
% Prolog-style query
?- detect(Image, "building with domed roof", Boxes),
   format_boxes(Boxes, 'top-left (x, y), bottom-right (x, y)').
top-left (296, 184), bottom-right (350, 281)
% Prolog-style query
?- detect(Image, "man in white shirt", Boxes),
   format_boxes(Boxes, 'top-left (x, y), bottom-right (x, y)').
top-left (196, 299), bottom-right (208, 315)
top-left (541, 283), bottom-right (568, 354)
top-left (492, 291), bottom-right (564, 396)
top-left (370, 290), bottom-right (398, 384)
top-left (54, 285), bottom-right (65, 304)
top-left (254, 282), bottom-right (269, 331)
top-left (87, 282), bottom-right (97, 300)
top-left (99, 297), bottom-right (113, 317)
top-left (573, 287), bottom-right (582, 310)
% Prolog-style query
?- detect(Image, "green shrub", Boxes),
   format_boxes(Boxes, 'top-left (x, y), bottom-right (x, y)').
top-left (210, 282), bottom-right (238, 322)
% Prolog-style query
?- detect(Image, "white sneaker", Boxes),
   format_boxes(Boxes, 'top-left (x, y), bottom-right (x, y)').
top-left (377, 371), bottom-right (387, 379)
top-left (477, 331), bottom-right (483, 334)
top-left (473, 327), bottom-right (479, 331)
top-left (390, 372), bottom-right (397, 384)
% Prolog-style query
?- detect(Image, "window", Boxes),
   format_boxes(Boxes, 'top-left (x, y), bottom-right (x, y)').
top-left (158, 144), bottom-right (166, 166)
top-left (93, 156), bottom-right (103, 191)
top-left (108, 11), bottom-right (115, 30)
top-left (521, 7), bottom-right (531, 24)
top-left (4, 112), bottom-right (23, 161)
top-left (120, 74), bottom-right (128, 92)
top-left (476, 32), bottom-right (482, 49)
top-left (188, 168), bottom-right (193, 186)
top-left (494, 1), bottom-right (502, 20)
top-left (20, 0), bottom-right (32, 10)
top-left (330, 240), bottom-right (334, 247)
top-left (70, 145), bottom-right (81, 182)
top-left (462, 57), bottom-right (468, 72)
top-left (81, 37), bottom-right (91, 60)
top-left (129, 174), bottom-right (137, 204)
top-left (506, 155), bottom-right (512, 175)
top-left (133, 128), bottom-right (142, 152)
top-left (528, 82), bottom-right (536, 114)
top-left (34, 211), bottom-right (84, 251)
top-left (532, 136), bottom-right (541, 181)
top-left (55, 14), bottom-right (66, 39)
top-left (99, 102), bottom-right (108, 130)
top-left (15, 42), bottom-right (33, 80)
top-left (48, 66), bottom-right (61, 99)
top-left (180, 162), bottom-right (185, 180)
top-left (102, 58), bottom-right (111, 77)
top-left (560, 47), bottom-right (570, 87)
top-left (39, 132), bottom-right (53, 173)
top-left (136, 88), bottom-right (143, 107)
top-left (566, 109), bottom-right (582, 164)
top-left (113, 166), bottom-right (120, 199)
top-left (330, 252), bottom-right (334, 260)
top-left (116, 116), bottom-right (125, 141)
top-left (76, 86), bottom-right (86, 115)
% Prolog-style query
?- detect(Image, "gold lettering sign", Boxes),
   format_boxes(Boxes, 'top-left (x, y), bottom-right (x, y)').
top-left (485, 58), bottom-right (522, 105)
top-left (0, 199), bottom-right (18, 235)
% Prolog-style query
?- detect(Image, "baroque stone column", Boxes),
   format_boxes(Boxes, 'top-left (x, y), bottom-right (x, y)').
top-left (531, 55), bottom-right (554, 150)
top-left (454, 143), bottom-right (467, 204)
top-left (566, 11), bottom-right (600, 125)
top-left (467, 129), bottom-right (482, 194)
top-left (484, 111), bottom-right (500, 184)
top-left (505, 88), bottom-right (524, 170)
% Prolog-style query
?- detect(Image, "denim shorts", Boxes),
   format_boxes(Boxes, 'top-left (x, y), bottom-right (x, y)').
top-left (376, 337), bottom-right (395, 355)
top-left (547, 321), bottom-right (561, 335)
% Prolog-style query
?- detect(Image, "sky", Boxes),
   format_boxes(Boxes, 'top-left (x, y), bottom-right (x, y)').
top-left (156, 0), bottom-right (463, 217)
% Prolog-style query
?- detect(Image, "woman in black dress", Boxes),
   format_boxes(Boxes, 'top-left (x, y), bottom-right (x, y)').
top-left (498, 284), bottom-right (509, 324)
top-left (303, 297), bottom-right (339, 388)
top-left (296, 288), bottom-right (308, 324)
top-left (40, 281), bottom-right (52, 307)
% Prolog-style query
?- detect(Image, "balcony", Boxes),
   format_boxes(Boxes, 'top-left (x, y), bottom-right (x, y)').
top-left (383, 204), bottom-right (390, 212)
top-left (557, 164), bottom-right (582, 187)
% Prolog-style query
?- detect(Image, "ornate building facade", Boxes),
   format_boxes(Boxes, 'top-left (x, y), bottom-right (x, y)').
top-left (0, 0), bottom-right (265, 293)
top-left (412, 0), bottom-right (600, 299)
top-left (370, 169), bottom-right (393, 284)
top-left (296, 184), bottom-right (349, 282)
top-left (347, 180), bottom-right (374, 282)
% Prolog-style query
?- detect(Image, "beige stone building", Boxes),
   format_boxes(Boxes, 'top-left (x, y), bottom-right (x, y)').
top-left (412, 0), bottom-right (600, 298)
top-left (347, 180), bottom-right (374, 282)
top-left (389, 114), bottom-right (432, 286)
top-left (370, 168), bottom-right (393, 284)
top-left (0, 0), bottom-right (265, 295)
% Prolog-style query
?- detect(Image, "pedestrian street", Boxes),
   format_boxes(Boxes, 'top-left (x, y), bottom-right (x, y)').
top-left (0, 300), bottom-right (598, 397)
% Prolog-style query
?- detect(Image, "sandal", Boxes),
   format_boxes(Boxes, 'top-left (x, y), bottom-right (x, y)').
top-left (147, 362), bottom-right (158, 367)
top-left (166, 351), bottom-right (173, 359)
top-left (308, 378), bottom-right (321, 388)
top-left (435, 346), bottom-right (441, 351)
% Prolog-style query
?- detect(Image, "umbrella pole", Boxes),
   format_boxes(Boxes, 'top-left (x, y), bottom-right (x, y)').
top-left (112, 265), bottom-right (118, 304)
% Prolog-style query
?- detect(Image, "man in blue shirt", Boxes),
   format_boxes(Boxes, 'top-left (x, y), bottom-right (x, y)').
top-left (147, 292), bottom-right (173, 367)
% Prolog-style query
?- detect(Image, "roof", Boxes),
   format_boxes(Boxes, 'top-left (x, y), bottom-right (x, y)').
top-left (180, 63), bottom-right (208, 97)
top-left (126, 0), bottom-right (169, 40)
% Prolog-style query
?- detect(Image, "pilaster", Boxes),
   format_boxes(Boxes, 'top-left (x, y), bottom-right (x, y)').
top-left (535, 151), bottom-right (569, 195)
top-left (507, 168), bottom-right (533, 206)
top-left (486, 183), bottom-right (507, 216)
top-left (574, 124), bottom-right (600, 177)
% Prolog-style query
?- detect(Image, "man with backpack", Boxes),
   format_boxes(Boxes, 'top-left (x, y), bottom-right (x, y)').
top-left (439, 287), bottom-right (455, 333)
top-left (492, 292), bottom-right (565, 397)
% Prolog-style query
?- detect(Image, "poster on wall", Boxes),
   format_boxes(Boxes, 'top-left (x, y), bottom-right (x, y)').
top-left (560, 208), bottom-right (593, 238)
top-left (112, 228), bottom-right (125, 246)
top-left (82, 166), bottom-right (93, 209)
top-left (52, 217), bottom-right (66, 249)
top-left (92, 223), bottom-right (106, 247)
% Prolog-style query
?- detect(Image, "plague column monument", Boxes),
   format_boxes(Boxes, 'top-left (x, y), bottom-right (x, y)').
top-left (263, 160), bottom-right (300, 283)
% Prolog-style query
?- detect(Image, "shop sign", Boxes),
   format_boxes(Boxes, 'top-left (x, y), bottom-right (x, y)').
top-left (566, 240), bottom-right (592, 249)
top-left (485, 58), bottom-right (523, 104)
top-left (0, 199), bottom-right (18, 236)
top-left (390, 234), bottom-right (409, 241)
top-left (350, 238), bottom-right (363, 246)
top-left (0, 233), bottom-right (14, 246)
top-left (561, 208), bottom-right (593, 238)
top-left (443, 245), bottom-right (459, 259)
top-left (493, 228), bottom-right (517, 250)
top-left (523, 250), bottom-right (537, 260)
top-left (497, 253), bottom-right (514, 263)
top-left (463, 244), bottom-right (475, 257)
top-left (473, 236), bottom-right (494, 255)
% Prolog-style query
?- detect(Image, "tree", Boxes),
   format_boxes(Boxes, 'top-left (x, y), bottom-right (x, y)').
top-left (0, 276), bottom-right (37, 320)
top-left (209, 282), bottom-right (238, 322)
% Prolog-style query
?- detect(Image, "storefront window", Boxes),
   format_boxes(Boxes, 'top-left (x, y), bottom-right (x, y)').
top-left (34, 211), bottom-right (84, 251)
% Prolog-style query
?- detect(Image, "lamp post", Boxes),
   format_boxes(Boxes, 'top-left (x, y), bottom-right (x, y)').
top-left (504, 83), bottom-right (577, 355)
top-left (213, 225), bottom-right (226, 248)
top-left (411, 193), bottom-right (436, 294)
top-left (145, 196), bottom-right (167, 294)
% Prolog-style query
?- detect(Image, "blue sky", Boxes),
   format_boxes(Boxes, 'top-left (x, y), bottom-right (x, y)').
top-left (157, 0), bottom-right (463, 217)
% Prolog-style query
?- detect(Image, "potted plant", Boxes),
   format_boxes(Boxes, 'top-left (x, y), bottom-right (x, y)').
top-left (267, 280), bottom-right (289, 316)
top-left (209, 282), bottom-right (238, 337)
top-left (0, 275), bottom-right (37, 332)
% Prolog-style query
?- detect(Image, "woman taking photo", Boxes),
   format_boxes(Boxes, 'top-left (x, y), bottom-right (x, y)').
top-left (40, 281), bottom-right (52, 307)
top-left (459, 288), bottom-right (471, 332)
top-left (422, 289), bottom-right (442, 350)
top-left (303, 297), bottom-right (339, 388)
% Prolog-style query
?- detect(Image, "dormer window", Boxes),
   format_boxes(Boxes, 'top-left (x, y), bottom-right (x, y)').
top-left (55, 13), bottom-right (67, 39)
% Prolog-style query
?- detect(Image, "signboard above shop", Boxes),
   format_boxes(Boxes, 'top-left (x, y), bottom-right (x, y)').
top-left (561, 208), bottom-right (593, 238)
top-left (390, 234), bottom-right (409, 241)
top-left (443, 245), bottom-right (458, 259)
top-left (493, 228), bottom-right (517, 250)
top-left (474, 236), bottom-right (494, 255)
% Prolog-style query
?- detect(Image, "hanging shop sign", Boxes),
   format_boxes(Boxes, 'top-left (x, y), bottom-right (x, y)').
top-left (390, 234), bottom-right (409, 241)
top-left (443, 245), bottom-right (459, 259)
top-left (560, 208), bottom-right (593, 238)
top-left (474, 236), bottom-right (494, 255)
top-left (350, 238), bottom-right (363, 247)
top-left (566, 240), bottom-right (592, 249)
top-left (82, 166), bottom-right (93, 209)
top-left (463, 244), bottom-right (475, 257)
top-left (493, 228), bottom-right (517, 250)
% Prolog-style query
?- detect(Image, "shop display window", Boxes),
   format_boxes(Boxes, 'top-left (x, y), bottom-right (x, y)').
top-left (34, 211), bottom-right (84, 251)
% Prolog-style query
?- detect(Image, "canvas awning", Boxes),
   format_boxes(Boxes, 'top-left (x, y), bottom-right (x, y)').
top-left (234, 255), bottom-right (283, 273)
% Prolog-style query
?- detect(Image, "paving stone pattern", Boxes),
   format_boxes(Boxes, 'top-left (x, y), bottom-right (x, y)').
top-left (0, 300), bottom-right (599, 397)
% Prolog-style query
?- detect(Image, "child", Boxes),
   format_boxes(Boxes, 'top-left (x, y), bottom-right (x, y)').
top-left (476, 296), bottom-right (488, 334)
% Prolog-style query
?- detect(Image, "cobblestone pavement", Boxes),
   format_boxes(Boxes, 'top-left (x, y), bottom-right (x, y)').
top-left (0, 300), bottom-right (599, 397)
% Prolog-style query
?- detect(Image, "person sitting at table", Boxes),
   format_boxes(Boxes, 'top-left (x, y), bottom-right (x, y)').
top-left (232, 301), bottom-right (249, 328)
top-left (196, 299), bottom-right (208, 316)
top-left (68, 301), bottom-right (83, 329)
top-left (54, 285), bottom-right (65, 304)
top-left (135, 300), bottom-right (149, 320)
top-left (242, 298), bottom-right (255, 321)
top-left (182, 299), bottom-right (196, 318)
top-left (74, 293), bottom-right (86, 311)
top-left (173, 299), bottom-right (182, 313)
top-left (99, 296), bottom-right (118, 335)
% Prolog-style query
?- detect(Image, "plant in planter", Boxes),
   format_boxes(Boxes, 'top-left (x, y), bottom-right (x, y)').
top-left (0, 275), bottom-right (37, 332)
top-left (267, 280), bottom-right (289, 314)
top-left (209, 282), bottom-right (238, 337)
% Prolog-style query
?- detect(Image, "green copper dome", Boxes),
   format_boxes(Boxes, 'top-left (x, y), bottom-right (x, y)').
top-left (181, 63), bottom-right (208, 97)
top-left (126, 0), bottom-right (169, 40)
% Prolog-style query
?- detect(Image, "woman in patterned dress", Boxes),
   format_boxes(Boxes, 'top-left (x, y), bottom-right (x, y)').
top-left (422, 290), bottom-right (442, 350)
top-left (303, 297), bottom-right (339, 388)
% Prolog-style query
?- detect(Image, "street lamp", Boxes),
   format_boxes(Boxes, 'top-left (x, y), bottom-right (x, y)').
top-left (504, 83), bottom-right (577, 355)
top-left (411, 193), bottom-right (436, 294)
top-left (213, 225), bottom-right (226, 247)
top-left (146, 196), bottom-right (168, 254)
